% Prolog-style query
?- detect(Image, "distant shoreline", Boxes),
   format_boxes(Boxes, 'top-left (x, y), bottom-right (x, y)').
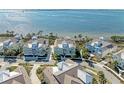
top-left (0, 9), bottom-right (124, 38)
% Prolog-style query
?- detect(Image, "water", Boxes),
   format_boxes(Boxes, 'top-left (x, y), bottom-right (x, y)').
top-left (0, 9), bottom-right (124, 37)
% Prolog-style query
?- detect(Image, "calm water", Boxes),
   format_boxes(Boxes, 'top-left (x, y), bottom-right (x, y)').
top-left (0, 9), bottom-right (124, 37)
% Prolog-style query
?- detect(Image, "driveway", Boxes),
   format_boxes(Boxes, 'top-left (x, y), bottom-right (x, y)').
top-left (30, 64), bottom-right (41, 84)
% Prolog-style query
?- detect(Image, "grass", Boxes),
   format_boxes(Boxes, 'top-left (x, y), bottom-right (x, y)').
top-left (40, 63), bottom-right (57, 67)
top-left (0, 37), bottom-right (12, 42)
top-left (19, 63), bottom-right (33, 75)
top-left (36, 66), bottom-right (46, 81)
top-left (18, 63), bottom-right (33, 66)
top-left (106, 61), bottom-right (119, 73)
top-left (6, 66), bottom-right (17, 72)
top-left (82, 65), bottom-right (110, 84)
top-left (82, 65), bottom-right (98, 73)
top-left (24, 66), bottom-right (33, 76)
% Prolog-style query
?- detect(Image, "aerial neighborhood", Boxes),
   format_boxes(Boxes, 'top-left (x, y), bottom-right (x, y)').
top-left (0, 31), bottom-right (124, 84)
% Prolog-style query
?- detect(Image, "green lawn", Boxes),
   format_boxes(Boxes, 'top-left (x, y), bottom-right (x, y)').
top-left (19, 63), bottom-right (33, 75)
top-left (6, 66), bottom-right (17, 72)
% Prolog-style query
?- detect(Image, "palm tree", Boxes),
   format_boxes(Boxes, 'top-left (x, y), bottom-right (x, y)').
top-left (11, 31), bottom-right (15, 35)
top-left (80, 47), bottom-right (89, 59)
top-left (6, 30), bottom-right (9, 34)
top-left (97, 71), bottom-right (107, 84)
top-left (85, 36), bottom-right (92, 43)
top-left (78, 34), bottom-right (82, 40)
top-left (49, 32), bottom-right (53, 37)
top-left (74, 35), bottom-right (77, 39)
top-left (37, 30), bottom-right (43, 36)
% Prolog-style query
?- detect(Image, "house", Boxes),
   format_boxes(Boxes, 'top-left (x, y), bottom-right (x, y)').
top-left (3, 39), bottom-right (13, 49)
top-left (0, 70), bottom-right (23, 84)
top-left (0, 34), bottom-right (22, 57)
top-left (0, 70), bottom-right (25, 84)
top-left (86, 37), bottom-right (117, 58)
top-left (43, 59), bottom-right (93, 84)
top-left (0, 66), bottom-right (31, 84)
top-left (54, 39), bottom-right (76, 58)
top-left (2, 34), bottom-right (21, 49)
top-left (0, 34), bottom-right (21, 50)
top-left (23, 36), bottom-right (50, 61)
top-left (113, 50), bottom-right (124, 72)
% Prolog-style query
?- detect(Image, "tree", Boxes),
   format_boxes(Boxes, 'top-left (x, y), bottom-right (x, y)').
top-left (74, 35), bottom-right (77, 39)
top-left (36, 67), bottom-right (45, 81)
top-left (36, 67), bottom-right (43, 74)
top-left (92, 77), bottom-right (98, 84)
top-left (111, 36), bottom-right (116, 42)
top-left (49, 32), bottom-right (53, 37)
top-left (10, 31), bottom-right (15, 35)
top-left (37, 30), bottom-right (43, 36)
top-left (84, 36), bottom-right (93, 43)
top-left (6, 30), bottom-right (9, 34)
top-left (31, 33), bottom-right (36, 36)
top-left (80, 47), bottom-right (89, 59)
top-left (107, 60), bottom-right (118, 71)
top-left (26, 33), bottom-right (32, 40)
top-left (97, 71), bottom-right (107, 84)
top-left (78, 34), bottom-right (82, 39)
top-left (111, 35), bottom-right (124, 42)
top-left (52, 53), bottom-right (59, 61)
top-left (75, 49), bottom-right (80, 58)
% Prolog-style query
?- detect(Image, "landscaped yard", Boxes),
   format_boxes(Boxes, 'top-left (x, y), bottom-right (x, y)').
top-left (82, 66), bottom-right (110, 84)
top-left (18, 63), bottom-right (33, 75)
top-left (106, 61), bottom-right (119, 73)
top-left (6, 66), bottom-right (17, 72)
top-left (36, 66), bottom-right (47, 83)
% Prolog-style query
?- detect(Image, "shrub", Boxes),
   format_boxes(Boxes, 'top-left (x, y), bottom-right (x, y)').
top-left (97, 71), bottom-right (107, 84)
top-left (92, 77), bottom-right (98, 84)
top-left (36, 67), bottom-right (45, 81)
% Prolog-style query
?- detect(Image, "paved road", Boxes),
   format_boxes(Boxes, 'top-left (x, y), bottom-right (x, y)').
top-left (94, 63), bottom-right (121, 84)
top-left (49, 45), bottom-right (54, 61)
top-left (81, 62), bottom-right (121, 84)
top-left (30, 64), bottom-right (41, 84)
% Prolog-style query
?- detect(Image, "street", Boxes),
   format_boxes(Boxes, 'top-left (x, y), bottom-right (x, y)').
top-left (81, 61), bottom-right (122, 84)
top-left (94, 63), bottom-right (121, 84)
